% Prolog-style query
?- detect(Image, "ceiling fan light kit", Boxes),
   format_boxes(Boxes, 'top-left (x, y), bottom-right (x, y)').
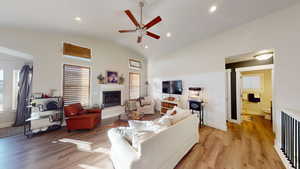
top-left (118, 1), bottom-right (162, 44)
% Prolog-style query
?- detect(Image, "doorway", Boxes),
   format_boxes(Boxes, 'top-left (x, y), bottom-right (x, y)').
top-left (236, 65), bottom-right (273, 123)
top-left (225, 49), bottom-right (275, 130)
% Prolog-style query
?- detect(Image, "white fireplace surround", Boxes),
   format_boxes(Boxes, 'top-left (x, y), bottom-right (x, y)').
top-left (96, 84), bottom-right (126, 119)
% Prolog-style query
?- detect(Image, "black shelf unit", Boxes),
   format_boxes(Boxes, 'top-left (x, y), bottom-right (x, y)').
top-left (189, 100), bottom-right (205, 127)
top-left (24, 97), bottom-right (64, 138)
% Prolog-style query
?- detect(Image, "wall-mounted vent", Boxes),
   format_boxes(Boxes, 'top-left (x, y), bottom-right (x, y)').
top-left (63, 43), bottom-right (91, 59)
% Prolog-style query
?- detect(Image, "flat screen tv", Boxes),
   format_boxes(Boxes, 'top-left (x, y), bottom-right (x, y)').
top-left (162, 81), bottom-right (171, 94)
top-left (162, 80), bottom-right (183, 95)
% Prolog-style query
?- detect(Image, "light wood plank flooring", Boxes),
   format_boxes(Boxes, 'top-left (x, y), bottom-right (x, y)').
top-left (0, 115), bottom-right (284, 169)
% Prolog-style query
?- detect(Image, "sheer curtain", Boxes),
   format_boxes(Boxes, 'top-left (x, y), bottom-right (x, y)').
top-left (13, 65), bottom-right (33, 126)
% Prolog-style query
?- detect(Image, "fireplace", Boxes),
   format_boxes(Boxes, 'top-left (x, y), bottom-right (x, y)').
top-left (102, 91), bottom-right (121, 108)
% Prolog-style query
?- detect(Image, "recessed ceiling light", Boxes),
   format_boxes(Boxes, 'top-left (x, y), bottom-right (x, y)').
top-left (144, 45), bottom-right (149, 49)
top-left (255, 52), bottom-right (273, 60)
top-left (166, 32), bottom-right (172, 38)
top-left (74, 17), bottom-right (82, 22)
top-left (209, 5), bottom-right (217, 13)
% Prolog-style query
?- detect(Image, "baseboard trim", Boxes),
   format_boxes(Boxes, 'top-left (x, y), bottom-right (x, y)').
top-left (0, 122), bottom-right (14, 128)
top-left (274, 143), bottom-right (293, 169)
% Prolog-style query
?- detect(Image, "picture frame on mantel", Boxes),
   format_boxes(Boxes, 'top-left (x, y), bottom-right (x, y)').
top-left (107, 71), bottom-right (118, 83)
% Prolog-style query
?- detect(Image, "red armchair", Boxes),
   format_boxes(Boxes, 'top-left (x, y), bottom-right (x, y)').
top-left (64, 103), bottom-right (101, 132)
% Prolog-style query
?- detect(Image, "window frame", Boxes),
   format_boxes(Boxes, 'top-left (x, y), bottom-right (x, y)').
top-left (12, 69), bottom-right (20, 110)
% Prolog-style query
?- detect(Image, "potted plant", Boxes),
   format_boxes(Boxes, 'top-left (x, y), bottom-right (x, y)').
top-left (97, 74), bottom-right (105, 84)
top-left (119, 74), bottom-right (125, 84)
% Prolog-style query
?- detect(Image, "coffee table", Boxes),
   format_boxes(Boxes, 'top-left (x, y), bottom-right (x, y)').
top-left (119, 110), bottom-right (144, 121)
top-left (130, 111), bottom-right (144, 120)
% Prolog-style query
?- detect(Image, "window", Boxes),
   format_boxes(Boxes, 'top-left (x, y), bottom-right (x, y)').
top-left (63, 43), bottom-right (92, 59)
top-left (63, 64), bottom-right (90, 106)
top-left (242, 75), bottom-right (261, 90)
top-left (0, 70), bottom-right (3, 111)
top-left (129, 59), bottom-right (142, 70)
top-left (129, 73), bottom-right (140, 99)
top-left (12, 70), bottom-right (20, 110)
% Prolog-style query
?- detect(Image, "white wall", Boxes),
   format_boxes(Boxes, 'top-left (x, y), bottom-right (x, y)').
top-left (0, 28), bottom-right (147, 127)
top-left (149, 2), bottom-right (300, 139)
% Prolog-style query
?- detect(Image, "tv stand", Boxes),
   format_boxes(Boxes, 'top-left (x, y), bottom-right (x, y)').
top-left (160, 97), bottom-right (179, 115)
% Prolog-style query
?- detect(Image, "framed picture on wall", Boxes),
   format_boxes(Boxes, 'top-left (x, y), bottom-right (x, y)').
top-left (107, 71), bottom-right (118, 83)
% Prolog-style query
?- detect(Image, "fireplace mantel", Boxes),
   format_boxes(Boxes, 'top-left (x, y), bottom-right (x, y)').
top-left (96, 84), bottom-right (125, 105)
top-left (94, 84), bottom-right (126, 119)
top-left (97, 84), bottom-right (125, 91)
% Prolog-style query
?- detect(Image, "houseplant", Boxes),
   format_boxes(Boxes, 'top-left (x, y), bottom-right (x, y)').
top-left (97, 74), bottom-right (105, 84)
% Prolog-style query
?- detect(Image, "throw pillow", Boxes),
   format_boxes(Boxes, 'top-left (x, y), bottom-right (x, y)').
top-left (166, 106), bottom-right (177, 116)
top-left (64, 106), bottom-right (78, 116)
top-left (157, 115), bottom-right (172, 127)
top-left (141, 96), bottom-right (152, 105)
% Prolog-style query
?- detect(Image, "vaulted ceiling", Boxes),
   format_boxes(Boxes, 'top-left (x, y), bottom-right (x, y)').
top-left (0, 0), bottom-right (297, 57)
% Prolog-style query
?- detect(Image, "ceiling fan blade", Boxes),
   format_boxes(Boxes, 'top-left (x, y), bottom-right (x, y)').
top-left (119, 30), bottom-right (136, 33)
top-left (137, 36), bottom-right (142, 43)
top-left (146, 31), bottom-right (160, 39)
top-left (144, 16), bottom-right (162, 30)
top-left (125, 10), bottom-right (140, 28)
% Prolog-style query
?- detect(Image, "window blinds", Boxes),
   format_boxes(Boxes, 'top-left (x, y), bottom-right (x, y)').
top-left (129, 73), bottom-right (140, 99)
top-left (63, 64), bottom-right (90, 106)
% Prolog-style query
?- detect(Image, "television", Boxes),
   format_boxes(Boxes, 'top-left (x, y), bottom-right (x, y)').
top-left (162, 80), bottom-right (183, 95)
top-left (162, 81), bottom-right (171, 94)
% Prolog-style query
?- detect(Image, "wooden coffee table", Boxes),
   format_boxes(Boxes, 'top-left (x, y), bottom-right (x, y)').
top-left (130, 111), bottom-right (143, 120)
top-left (119, 110), bottom-right (144, 121)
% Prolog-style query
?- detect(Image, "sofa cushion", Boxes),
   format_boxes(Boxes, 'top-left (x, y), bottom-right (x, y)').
top-left (128, 120), bottom-right (154, 131)
top-left (78, 109), bottom-right (88, 115)
top-left (132, 131), bottom-right (155, 149)
top-left (129, 120), bottom-right (167, 133)
top-left (170, 107), bottom-right (192, 124)
top-left (112, 127), bottom-right (155, 150)
top-left (64, 106), bottom-right (78, 117)
top-left (157, 115), bottom-right (172, 127)
top-left (87, 108), bottom-right (101, 114)
top-left (141, 96), bottom-right (152, 106)
top-left (72, 103), bottom-right (84, 112)
top-left (113, 127), bottom-right (135, 144)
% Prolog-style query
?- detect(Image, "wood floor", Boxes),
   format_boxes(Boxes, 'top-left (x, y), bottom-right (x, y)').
top-left (0, 115), bottom-right (284, 169)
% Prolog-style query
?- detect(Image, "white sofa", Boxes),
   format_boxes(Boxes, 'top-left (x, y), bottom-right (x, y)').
top-left (108, 114), bottom-right (199, 169)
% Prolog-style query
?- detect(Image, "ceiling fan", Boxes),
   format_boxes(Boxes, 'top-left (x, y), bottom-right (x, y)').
top-left (118, 1), bottom-right (162, 43)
